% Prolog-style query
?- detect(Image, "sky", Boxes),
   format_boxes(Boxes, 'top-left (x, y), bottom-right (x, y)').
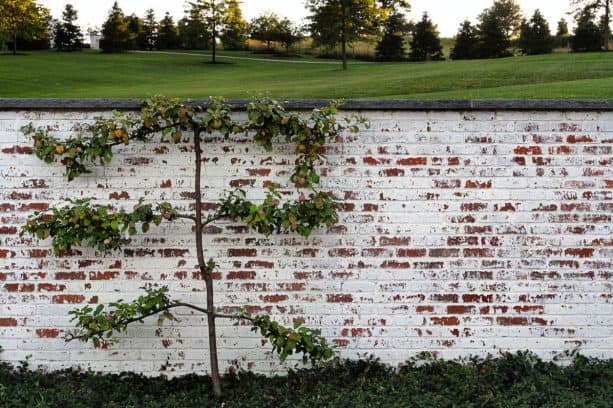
top-left (39, 0), bottom-right (573, 37)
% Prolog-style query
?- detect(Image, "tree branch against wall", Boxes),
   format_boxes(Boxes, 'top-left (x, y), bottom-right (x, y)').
top-left (20, 96), bottom-right (368, 398)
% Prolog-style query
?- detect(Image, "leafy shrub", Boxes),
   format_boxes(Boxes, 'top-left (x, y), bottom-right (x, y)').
top-left (1, 351), bottom-right (612, 407)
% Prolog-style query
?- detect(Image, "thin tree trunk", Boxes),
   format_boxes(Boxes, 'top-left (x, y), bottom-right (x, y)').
top-left (341, 1), bottom-right (347, 70)
top-left (212, 20), bottom-right (217, 63)
top-left (193, 127), bottom-right (222, 398)
top-left (13, 32), bottom-right (17, 55)
top-left (605, 0), bottom-right (611, 51)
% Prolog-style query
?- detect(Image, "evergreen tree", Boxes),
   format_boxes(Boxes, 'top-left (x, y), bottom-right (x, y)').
top-left (178, 3), bottom-right (210, 50)
top-left (156, 12), bottom-right (180, 50)
top-left (476, 5), bottom-right (512, 58)
top-left (126, 14), bottom-right (147, 50)
top-left (570, 0), bottom-right (610, 50)
top-left (450, 20), bottom-right (479, 60)
top-left (221, 0), bottom-right (248, 50)
top-left (555, 18), bottom-right (570, 47)
top-left (376, 0), bottom-right (411, 61)
top-left (99, 1), bottom-right (130, 53)
top-left (308, 0), bottom-right (383, 70)
top-left (571, 6), bottom-right (604, 51)
top-left (54, 3), bottom-right (83, 51)
top-left (518, 9), bottom-right (553, 55)
top-left (143, 9), bottom-right (157, 50)
top-left (409, 12), bottom-right (443, 61)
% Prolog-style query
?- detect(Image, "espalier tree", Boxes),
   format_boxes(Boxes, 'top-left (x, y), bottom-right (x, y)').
top-left (21, 96), bottom-right (367, 397)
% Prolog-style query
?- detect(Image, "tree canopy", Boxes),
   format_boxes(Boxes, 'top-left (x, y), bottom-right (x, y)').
top-left (0, 0), bottom-right (50, 54)
top-left (451, 20), bottom-right (479, 60)
top-left (376, 0), bottom-right (411, 61)
top-left (518, 9), bottom-right (553, 55)
top-left (571, 5), bottom-right (605, 51)
top-left (308, 0), bottom-right (382, 70)
top-left (409, 12), bottom-right (443, 61)
top-left (54, 3), bottom-right (83, 51)
top-left (221, 0), bottom-right (248, 50)
top-left (570, 0), bottom-right (611, 50)
top-left (100, 1), bottom-right (130, 53)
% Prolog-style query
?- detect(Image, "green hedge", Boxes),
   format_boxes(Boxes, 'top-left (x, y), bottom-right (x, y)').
top-left (1, 351), bottom-right (612, 407)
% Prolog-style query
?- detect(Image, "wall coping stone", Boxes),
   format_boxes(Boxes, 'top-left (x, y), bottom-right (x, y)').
top-left (0, 99), bottom-right (612, 111)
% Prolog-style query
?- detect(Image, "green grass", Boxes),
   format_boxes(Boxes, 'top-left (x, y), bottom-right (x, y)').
top-left (0, 50), bottom-right (611, 99)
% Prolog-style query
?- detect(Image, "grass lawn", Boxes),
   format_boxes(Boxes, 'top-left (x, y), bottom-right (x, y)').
top-left (0, 50), bottom-right (611, 99)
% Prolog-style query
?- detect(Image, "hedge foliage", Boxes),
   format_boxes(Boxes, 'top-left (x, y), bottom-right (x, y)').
top-left (1, 351), bottom-right (612, 407)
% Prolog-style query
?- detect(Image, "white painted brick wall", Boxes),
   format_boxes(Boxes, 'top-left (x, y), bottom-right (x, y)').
top-left (0, 108), bottom-right (611, 376)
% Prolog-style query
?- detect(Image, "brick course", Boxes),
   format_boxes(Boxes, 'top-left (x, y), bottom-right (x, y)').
top-left (0, 108), bottom-right (611, 375)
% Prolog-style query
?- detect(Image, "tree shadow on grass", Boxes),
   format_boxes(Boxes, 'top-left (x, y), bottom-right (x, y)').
top-left (201, 61), bottom-right (234, 66)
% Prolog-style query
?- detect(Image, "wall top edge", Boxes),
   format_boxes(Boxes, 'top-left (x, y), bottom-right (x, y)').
top-left (0, 99), bottom-right (612, 111)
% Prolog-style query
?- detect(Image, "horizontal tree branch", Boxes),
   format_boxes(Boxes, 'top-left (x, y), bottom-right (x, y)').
top-left (65, 302), bottom-right (253, 343)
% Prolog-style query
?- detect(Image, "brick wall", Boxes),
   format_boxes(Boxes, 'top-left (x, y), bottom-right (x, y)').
top-left (0, 105), bottom-right (611, 375)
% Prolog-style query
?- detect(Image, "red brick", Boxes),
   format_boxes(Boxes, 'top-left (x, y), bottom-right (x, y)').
top-left (397, 157), bottom-right (427, 166)
top-left (564, 248), bottom-right (594, 258)
top-left (430, 317), bottom-right (460, 326)
top-left (327, 294), bottom-right (353, 303)
top-left (397, 248), bottom-right (427, 257)
top-left (227, 271), bottom-right (256, 280)
top-left (228, 248), bottom-right (257, 257)
top-left (261, 294), bottom-right (288, 303)
top-left (35, 328), bottom-right (60, 338)
top-left (496, 317), bottom-right (528, 326)
top-left (52, 295), bottom-right (85, 304)
top-left (0, 318), bottom-right (17, 326)
top-left (447, 305), bottom-right (475, 314)
top-left (55, 272), bottom-right (86, 280)
top-left (514, 146), bottom-right (542, 155)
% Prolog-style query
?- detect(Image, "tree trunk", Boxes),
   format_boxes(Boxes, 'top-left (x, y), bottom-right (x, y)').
top-left (341, 1), bottom-right (347, 70)
top-left (13, 32), bottom-right (17, 55)
top-left (605, 0), bottom-right (611, 51)
top-left (193, 127), bottom-right (222, 398)
top-left (212, 20), bottom-right (217, 64)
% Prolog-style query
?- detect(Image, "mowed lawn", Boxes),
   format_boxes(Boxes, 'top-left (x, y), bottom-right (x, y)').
top-left (0, 50), bottom-right (612, 99)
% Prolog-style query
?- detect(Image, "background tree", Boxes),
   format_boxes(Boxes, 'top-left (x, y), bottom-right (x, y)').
top-left (99, 1), bottom-right (130, 53)
top-left (518, 9), bottom-right (553, 55)
top-left (192, 0), bottom-right (228, 63)
top-left (450, 20), bottom-right (479, 60)
top-left (53, 4), bottom-right (83, 51)
top-left (486, 0), bottom-right (523, 40)
top-left (409, 12), bottom-right (443, 61)
top-left (376, 0), bottom-right (411, 61)
top-left (178, 3), bottom-right (210, 50)
top-left (571, 5), bottom-right (604, 51)
top-left (126, 14), bottom-right (147, 50)
top-left (22, 96), bottom-right (366, 398)
top-left (156, 12), bottom-right (180, 50)
top-left (274, 18), bottom-right (304, 55)
top-left (143, 8), bottom-right (157, 50)
top-left (570, 0), bottom-right (611, 50)
top-left (556, 18), bottom-right (570, 47)
top-left (221, 0), bottom-right (248, 50)
top-left (249, 13), bottom-right (280, 51)
top-left (476, 4), bottom-right (512, 58)
top-left (308, 0), bottom-right (382, 70)
top-left (0, 0), bottom-right (50, 54)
